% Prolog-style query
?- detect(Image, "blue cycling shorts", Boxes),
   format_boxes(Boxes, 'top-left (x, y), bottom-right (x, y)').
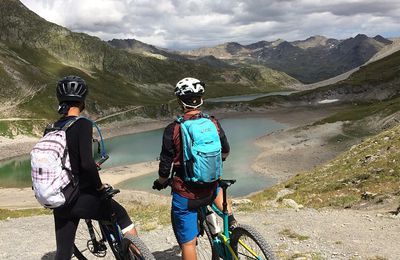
top-left (171, 188), bottom-right (220, 244)
top-left (171, 192), bottom-right (198, 244)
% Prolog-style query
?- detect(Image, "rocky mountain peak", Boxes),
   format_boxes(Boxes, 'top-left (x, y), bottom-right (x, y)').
top-left (271, 39), bottom-right (285, 47)
top-left (373, 35), bottom-right (393, 45)
top-left (224, 42), bottom-right (245, 55)
top-left (245, 41), bottom-right (271, 50)
top-left (293, 35), bottom-right (330, 49)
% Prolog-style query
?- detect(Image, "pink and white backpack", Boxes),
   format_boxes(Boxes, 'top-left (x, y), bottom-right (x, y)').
top-left (30, 117), bottom-right (81, 208)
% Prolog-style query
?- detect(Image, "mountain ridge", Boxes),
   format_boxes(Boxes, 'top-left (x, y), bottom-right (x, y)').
top-left (181, 34), bottom-right (392, 83)
top-left (0, 0), bottom-right (297, 124)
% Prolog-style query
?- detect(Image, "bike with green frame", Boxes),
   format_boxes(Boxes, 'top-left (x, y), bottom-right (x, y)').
top-left (196, 179), bottom-right (276, 260)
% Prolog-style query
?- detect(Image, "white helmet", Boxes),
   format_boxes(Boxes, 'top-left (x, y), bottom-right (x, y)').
top-left (174, 77), bottom-right (205, 97)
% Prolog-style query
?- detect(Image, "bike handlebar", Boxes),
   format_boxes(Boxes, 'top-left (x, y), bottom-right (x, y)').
top-left (100, 185), bottom-right (120, 200)
top-left (96, 154), bottom-right (109, 170)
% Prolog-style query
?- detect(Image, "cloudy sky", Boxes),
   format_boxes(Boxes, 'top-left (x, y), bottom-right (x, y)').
top-left (20, 0), bottom-right (400, 50)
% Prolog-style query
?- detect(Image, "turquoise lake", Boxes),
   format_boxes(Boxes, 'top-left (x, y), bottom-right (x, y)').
top-left (0, 117), bottom-right (286, 197)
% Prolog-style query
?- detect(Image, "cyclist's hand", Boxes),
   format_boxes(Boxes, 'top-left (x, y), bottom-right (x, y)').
top-left (97, 183), bottom-right (112, 192)
top-left (152, 179), bottom-right (168, 191)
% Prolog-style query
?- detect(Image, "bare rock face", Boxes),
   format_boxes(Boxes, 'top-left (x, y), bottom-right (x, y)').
top-left (181, 34), bottom-right (391, 84)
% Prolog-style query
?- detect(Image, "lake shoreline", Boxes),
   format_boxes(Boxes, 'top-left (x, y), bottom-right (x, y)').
top-left (0, 105), bottom-right (345, 209)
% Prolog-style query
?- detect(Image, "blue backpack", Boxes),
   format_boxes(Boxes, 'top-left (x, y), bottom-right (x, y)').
top-left (177, 114), bottom-right (222, 183)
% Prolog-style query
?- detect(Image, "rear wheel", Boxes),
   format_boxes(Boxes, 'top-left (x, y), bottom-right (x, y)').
top-left (73, 220), bottom-right (107, 259)
top-left (230, 224), bottom-right (276, 260)
top-left (123, 233), bottom-right (155, 260)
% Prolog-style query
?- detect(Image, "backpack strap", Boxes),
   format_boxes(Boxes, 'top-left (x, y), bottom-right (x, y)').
top-left (61, 116), bottom-right (83, 131)
top-left (200, 112), bottom-right (210, 119)
top-left (176, 116), bottom-right (184, 124)
top-left (60, 116), bottom-right (84, 185)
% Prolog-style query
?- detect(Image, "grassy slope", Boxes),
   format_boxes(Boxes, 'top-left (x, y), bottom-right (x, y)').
top-left (249, 49), bottom-right (400, 106)
top-left (0, 0), bottom-right (297, 137)
top-left (248, 51), bottom-right (400, 209)
top-left (0, 0), bottom-right (296, 103)
top-left (252, 123), bottom-right (400, 209)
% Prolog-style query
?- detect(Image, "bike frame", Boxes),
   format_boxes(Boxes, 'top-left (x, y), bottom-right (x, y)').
top-left (200, 180), bottom-right (264, 260)
top-left (74, 190), bottom-right (128, 260)
top-left (200, 181), bottom-right (238, 260)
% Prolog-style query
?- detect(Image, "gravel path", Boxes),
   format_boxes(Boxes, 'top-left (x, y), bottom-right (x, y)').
top-left (1, 208), bottom-right (399, 259)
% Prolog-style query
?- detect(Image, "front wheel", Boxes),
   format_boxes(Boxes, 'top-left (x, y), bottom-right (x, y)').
top-left (123, 233), bottom-right (155, 260)
top-left (230, 224), bottom-right (276, 260)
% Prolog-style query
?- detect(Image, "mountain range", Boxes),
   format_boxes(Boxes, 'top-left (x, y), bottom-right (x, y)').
top-left (0, 0), bottom-right (296, 120)
top-left (0, 0), bottom-right (398, 128)
top-left (181, 35), bottom-right (392, 83)
top-left (109, 34), bottom-right (393, 84)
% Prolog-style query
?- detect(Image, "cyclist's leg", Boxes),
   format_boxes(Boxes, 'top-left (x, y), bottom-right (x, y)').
top-left (53, 212), bottom-right (79, 260)
top-left (71, 192), bottom-right (135, 233)
top-left (110, 199), bottom-right (137, 236)
top-left (171, 192), bottom-right (199, 259)
top-left (212, 187), bottom-right (237, 229)
top-left (212, 187), bottom-right (232, 213)
top-left (181, 238), bottom-right (197, 260)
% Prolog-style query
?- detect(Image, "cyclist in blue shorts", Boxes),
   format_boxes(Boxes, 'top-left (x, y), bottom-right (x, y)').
top-left (153, 77), bottom-right (237, 259)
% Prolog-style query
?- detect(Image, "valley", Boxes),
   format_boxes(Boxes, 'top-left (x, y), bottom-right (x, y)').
top-left (0, 0), bottom-right (400, 259)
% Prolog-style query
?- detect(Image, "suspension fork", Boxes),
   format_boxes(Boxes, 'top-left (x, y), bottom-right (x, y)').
top-left (85, 219), bottom-right (106, 252)
top-left (86, 219), bottom-right (97, 241)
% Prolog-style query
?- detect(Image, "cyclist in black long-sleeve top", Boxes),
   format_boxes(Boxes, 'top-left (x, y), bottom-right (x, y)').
top-left (52, 76), bottom-right (137, 260)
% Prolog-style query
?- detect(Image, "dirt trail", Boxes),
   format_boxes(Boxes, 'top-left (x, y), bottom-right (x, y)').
top-left (0, 207), bottom-right (399, 259)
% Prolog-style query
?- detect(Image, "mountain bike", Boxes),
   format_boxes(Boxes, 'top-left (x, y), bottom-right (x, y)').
top-left (72, 155), bottom-right (155, 260)
top-left (72, 185), bottom-right (155, 260)
top-left (196, 179), bottom-right (277, 260)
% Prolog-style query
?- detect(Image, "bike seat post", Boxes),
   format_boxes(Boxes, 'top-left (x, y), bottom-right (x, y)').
top-left (222, 185), bottom-right (228, 215)
top-left (221, 184), bottom-right (230, 238)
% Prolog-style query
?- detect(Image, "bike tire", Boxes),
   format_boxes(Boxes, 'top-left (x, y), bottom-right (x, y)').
top-left (230, 224), bottom-right (276, 260)
top-left (123, 233), bottom-right (155, 260)
top-left (196, 219), bottom-right (219, 260)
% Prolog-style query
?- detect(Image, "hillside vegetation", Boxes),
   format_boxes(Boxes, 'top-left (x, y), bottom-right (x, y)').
top-left (244, 47), bottom-right (400, 211)
top-left (248, 49), bottom-right (400, 108)
top-left (252, 121), bottom-right (400, 210)
top-left (0, 0), bottom-right (296, 131)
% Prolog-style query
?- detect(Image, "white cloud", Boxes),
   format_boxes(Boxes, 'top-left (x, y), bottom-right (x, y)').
top-left (20, 0), bottom-right (400, 50)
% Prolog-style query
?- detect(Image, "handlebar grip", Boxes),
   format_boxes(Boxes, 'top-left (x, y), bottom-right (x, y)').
top-left (96, 154), bottom-right (109, 166)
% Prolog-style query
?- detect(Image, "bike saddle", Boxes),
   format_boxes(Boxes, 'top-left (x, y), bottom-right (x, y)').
top-left (218, 179), bottom-right (236, 188)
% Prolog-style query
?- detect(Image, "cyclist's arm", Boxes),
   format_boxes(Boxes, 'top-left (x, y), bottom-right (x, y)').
top-left (158, 123), bottom-right (175, 181)
top-left (216, 120), bottom-right (230, 160)
top-left (78, 119), bottom-right (103, 190)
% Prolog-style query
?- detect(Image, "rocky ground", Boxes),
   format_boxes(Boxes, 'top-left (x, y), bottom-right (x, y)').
top-left (1, 106), bottom-right (399, 259)
top-left (0, 206), bottom-right (399, 260)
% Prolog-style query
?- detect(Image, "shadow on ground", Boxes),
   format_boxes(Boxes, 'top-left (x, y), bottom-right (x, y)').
top-left (42, 251), bottom-right (56, 259)
top-left (153, 245), bottom-right (181, 260)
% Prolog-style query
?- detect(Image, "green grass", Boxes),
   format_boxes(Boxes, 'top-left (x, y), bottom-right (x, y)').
top-left (346, 50), bottom-right (400, 86)
top-left (0, 204), bottom-right (170, 232)
top-left (0, 208), bottom-right (51, 220)
top-left (126, 203), bottom-right (170, 231)
top-left (279, 228), bottom-right (310, 241)
top-left (276, 124), bottom-right (400, 208)
top-left (0, 120), bottom-right (47, 138)
top-left (286, 252), bottom-right (324, 260)
top-left (316, 97), bottom-right (400, 124)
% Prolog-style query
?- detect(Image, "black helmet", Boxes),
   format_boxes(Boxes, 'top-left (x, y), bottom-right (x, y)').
top-left (56, 76), bottom-right (88, 103)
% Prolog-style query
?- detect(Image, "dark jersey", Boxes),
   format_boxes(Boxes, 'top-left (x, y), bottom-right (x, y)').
top-left (54, 116), bottom-right (102, 192)
top-left (158, 110), bottom-right (230, 199)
